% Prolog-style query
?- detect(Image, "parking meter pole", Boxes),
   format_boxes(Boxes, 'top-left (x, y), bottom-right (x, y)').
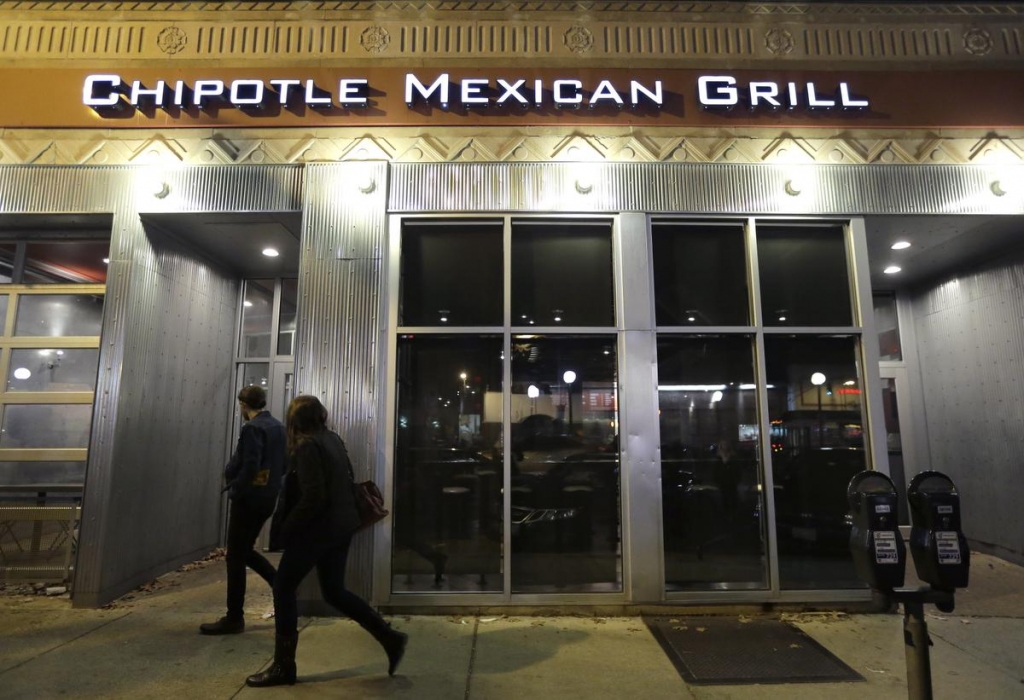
top-left (901, 596), bottom-right (933, 700)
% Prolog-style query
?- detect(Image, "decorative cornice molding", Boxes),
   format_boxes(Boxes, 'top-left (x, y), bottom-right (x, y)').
top-left (1, 2), bottom-right (1023, 17)
top-left (1, 128), bottom-right (1021, 167)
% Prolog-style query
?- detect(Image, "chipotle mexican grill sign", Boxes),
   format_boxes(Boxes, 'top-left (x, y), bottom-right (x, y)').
top-left (83, 72), bottom-right (870, 113)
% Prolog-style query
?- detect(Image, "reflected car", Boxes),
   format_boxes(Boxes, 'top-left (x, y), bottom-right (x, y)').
top-left (773, 448), bottom-right (864, 553)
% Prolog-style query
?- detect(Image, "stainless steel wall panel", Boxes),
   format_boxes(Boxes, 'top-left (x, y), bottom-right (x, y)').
top-left (390, 163), bottom-right (1024, 216)
top-left (295, 162), bottom-right (389, 605)
top-left (909, 245), bottom-right (1024, 566)
top-left (0, 164), bottom-right (303, 606)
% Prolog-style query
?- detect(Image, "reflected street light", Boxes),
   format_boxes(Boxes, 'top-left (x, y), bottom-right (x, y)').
top-left (811, 372), bottom-right (826, 448)
top-left (563, 370), bottom-right (577, 433)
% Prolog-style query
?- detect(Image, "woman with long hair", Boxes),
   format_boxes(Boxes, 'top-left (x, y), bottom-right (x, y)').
top-left (246, 395), bottom-right (408, 688)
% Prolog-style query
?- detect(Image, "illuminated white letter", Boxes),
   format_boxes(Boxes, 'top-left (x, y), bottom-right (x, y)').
top-left (839, 83), bottom-right (869, 109)
top-left (230, 79), bottom-right (265, 105)
top-left (807, 83), bottom-right (835, 108)
top-left (496, 79), bottom-right (528, 105)
top-left (304, 80), bottom-right (332, 105)
top-left (405, 73), bottom-right (450, 105)
top-left (748, 82), bottom-right (781, 108)
top-left (172, 80), bottom-right (187, 106)
top-left (630, 80), bottom-right (663, 106)
top-left (788, 82), bottom-right (799, 108)
top-left (553, 80), bottom-right (583, 105)
top-left (338, 79), bottom-right (368, 106)
top-left (698, 76), bottom-right (738, 107)
top-left (590, 80), bottom-right (623, 106)
top-left (83, 74), bottom-right (121, 107)
top-left (193, 80), bottom-right (225, 106)
top-left (130, 80), bottom-right (166, 106)
top-left (269, 79), bottom-right (301, 104)
top-left (461, 78), bottom-right (490, 105)
top-left (534, 79), bottom-right (543, 104)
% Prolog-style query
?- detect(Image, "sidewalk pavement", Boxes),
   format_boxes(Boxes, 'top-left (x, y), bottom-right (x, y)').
top-left (2, 553), bottom-right (1024, 700)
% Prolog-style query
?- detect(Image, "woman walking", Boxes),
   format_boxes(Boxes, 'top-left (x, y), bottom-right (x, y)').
top-left (246, 395), bottom-right (408, 688)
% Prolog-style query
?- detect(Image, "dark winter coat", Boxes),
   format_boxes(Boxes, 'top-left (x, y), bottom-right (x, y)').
top-left (269, 429), bottom-right (361, 550)
top-left (223, 411), bottom-right (286, 510)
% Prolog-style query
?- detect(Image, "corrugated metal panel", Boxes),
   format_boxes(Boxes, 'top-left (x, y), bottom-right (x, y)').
top-left (910, 250), bottom-right (1024, 561)
top-left (0, 165), bottom-right (303, 606)
top-left (389, 163), bottom-right (1024, 216)
top-left (295, 162), bottom-right (389, 602)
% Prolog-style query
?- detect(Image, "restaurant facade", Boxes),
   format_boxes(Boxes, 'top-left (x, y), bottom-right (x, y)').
top-left (0, 1), bottom-right (1022, 610)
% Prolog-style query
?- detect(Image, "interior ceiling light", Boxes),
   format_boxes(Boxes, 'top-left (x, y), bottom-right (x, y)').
top-left (884, 265), bottom-right (902, 274)
top-left (13, 367), bottom-right (31, 380)
top-left (891, 241), bottom-right (911, 250)
top-left (102, 257), bottom-right (110, 264)
top-left (243, 300), bottom-right (253, 307)
top-left (262, 248), bottom-right (279, 257)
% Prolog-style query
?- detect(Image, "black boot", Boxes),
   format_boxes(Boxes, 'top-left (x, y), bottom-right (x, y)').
top-left (199, 615), bottom-right (244, 635)
top-left (377, 626), bottom-right (408, 676)
top-left (246, 634), bottom-right (298, 687)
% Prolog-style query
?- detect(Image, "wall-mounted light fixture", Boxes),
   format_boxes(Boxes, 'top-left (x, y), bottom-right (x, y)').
top-left (784, 175), bottom-right (806, 196)
top-left (991, 180), bottom-right (1015, 197)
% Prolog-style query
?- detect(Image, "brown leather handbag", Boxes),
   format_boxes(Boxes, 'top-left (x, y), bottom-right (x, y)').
top-left (352, 479), bottom-right (389, 532)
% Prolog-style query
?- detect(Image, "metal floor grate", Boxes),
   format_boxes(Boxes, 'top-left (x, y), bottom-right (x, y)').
top-left (644, 616), bottom-right (865, 686)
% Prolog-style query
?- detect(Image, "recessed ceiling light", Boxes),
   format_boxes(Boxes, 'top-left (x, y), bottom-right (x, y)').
top-left (884, 265), bottom-right (902, 274)
top-left (687, 316), bottom-right (696, 322)
top-left (778, 316), bottom-right (787, 322)
top-left (102, 258), bottom-right (110, 264)
top-left (244, 300), bottom-right (253, 307)
top-left (891, 241), bottom-right (911, 250)
top-left (262, 248), bottom-right (279, 257)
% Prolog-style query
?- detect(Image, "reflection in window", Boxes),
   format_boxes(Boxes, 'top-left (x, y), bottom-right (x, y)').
top-left (758, 224), bottom-right (853, 327)
top-left (512, 220), bottom-right (614, 327)
top-left (239, 363), bottom-right (270, 390)
top-left (240, 280), bottom-right (274, 358)
top-left (0, 461), bottom-right (86, 487)
top-left (874, 293), bottom-right (902, 361)
top-left (0, 404), bottom-right (94, 448)
top-left (652, 222), bottom-right (749, 326)
top-left (277, 278), bottom-right (297, 356)
top-left (14, 295), bottom-right (104, 337)
top-left (764, 335), bottom-right (867, 590)
top-left (400, 221), bottom-right (503, 327)
top-left (657, 336), bottom-right (767, 590)
top-left (510, 335), bottom-right (620, 593)
top-left (392, 335), bottom-right (503, 593)
top-left (0, 245), bottom-right (15, 283)
top-left (7, 349), bottom-right (100, 392)
top-left (22, 242), bottom-right (110, 284)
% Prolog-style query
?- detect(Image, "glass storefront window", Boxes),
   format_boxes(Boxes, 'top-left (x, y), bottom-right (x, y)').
top-left (652, 222), bottom-right (750, 326)
top-left (874, 293), bottom-right (902, 361)
top-left (22, 242), bottom-right (109, 284)
top-left (512, 220), bottom-right (614, 328)
top-left (758, 224), bottom-right (853, 327)
top-left (392, 335), bottom-right (503, 593)
top-left (657, 335), bottom-right (768, 590)
top-left (240, 279), bottom-right (274, 358)
top-left (6, 348), bottom-right (100, 392)
top-left (0, 295), bottom-right (8, 326)
top-left (510, 334), bottom-right (620, 593)
top-left (0, 404), bottom-right (94, 448)
top-left (400, 220), bottom-right (503, 327)
top-left (277, 278), bottom-right (297, 356)
top-left (14, 294), bottom-right (104, 337)
top-left (764, 335), bottom-right (867, 590)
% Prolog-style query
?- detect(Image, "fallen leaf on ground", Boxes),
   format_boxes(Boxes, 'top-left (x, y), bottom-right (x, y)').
top-left (696, 627), bottom-right (707, 633)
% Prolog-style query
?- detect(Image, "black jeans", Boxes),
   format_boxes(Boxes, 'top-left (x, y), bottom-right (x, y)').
top-left (273, 535), bottom-right (386, 639)
top-left (226, 500), bottom-right (277, 619)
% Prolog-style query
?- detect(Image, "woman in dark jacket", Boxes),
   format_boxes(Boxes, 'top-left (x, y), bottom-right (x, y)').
top-left (246, 395), bottom-right (408, 688)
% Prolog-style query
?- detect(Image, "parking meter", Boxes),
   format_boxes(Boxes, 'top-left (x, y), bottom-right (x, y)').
top-left (847, 471), bottom-right (906, 591)
top-left (908, 471), bottom-right (970, 592)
